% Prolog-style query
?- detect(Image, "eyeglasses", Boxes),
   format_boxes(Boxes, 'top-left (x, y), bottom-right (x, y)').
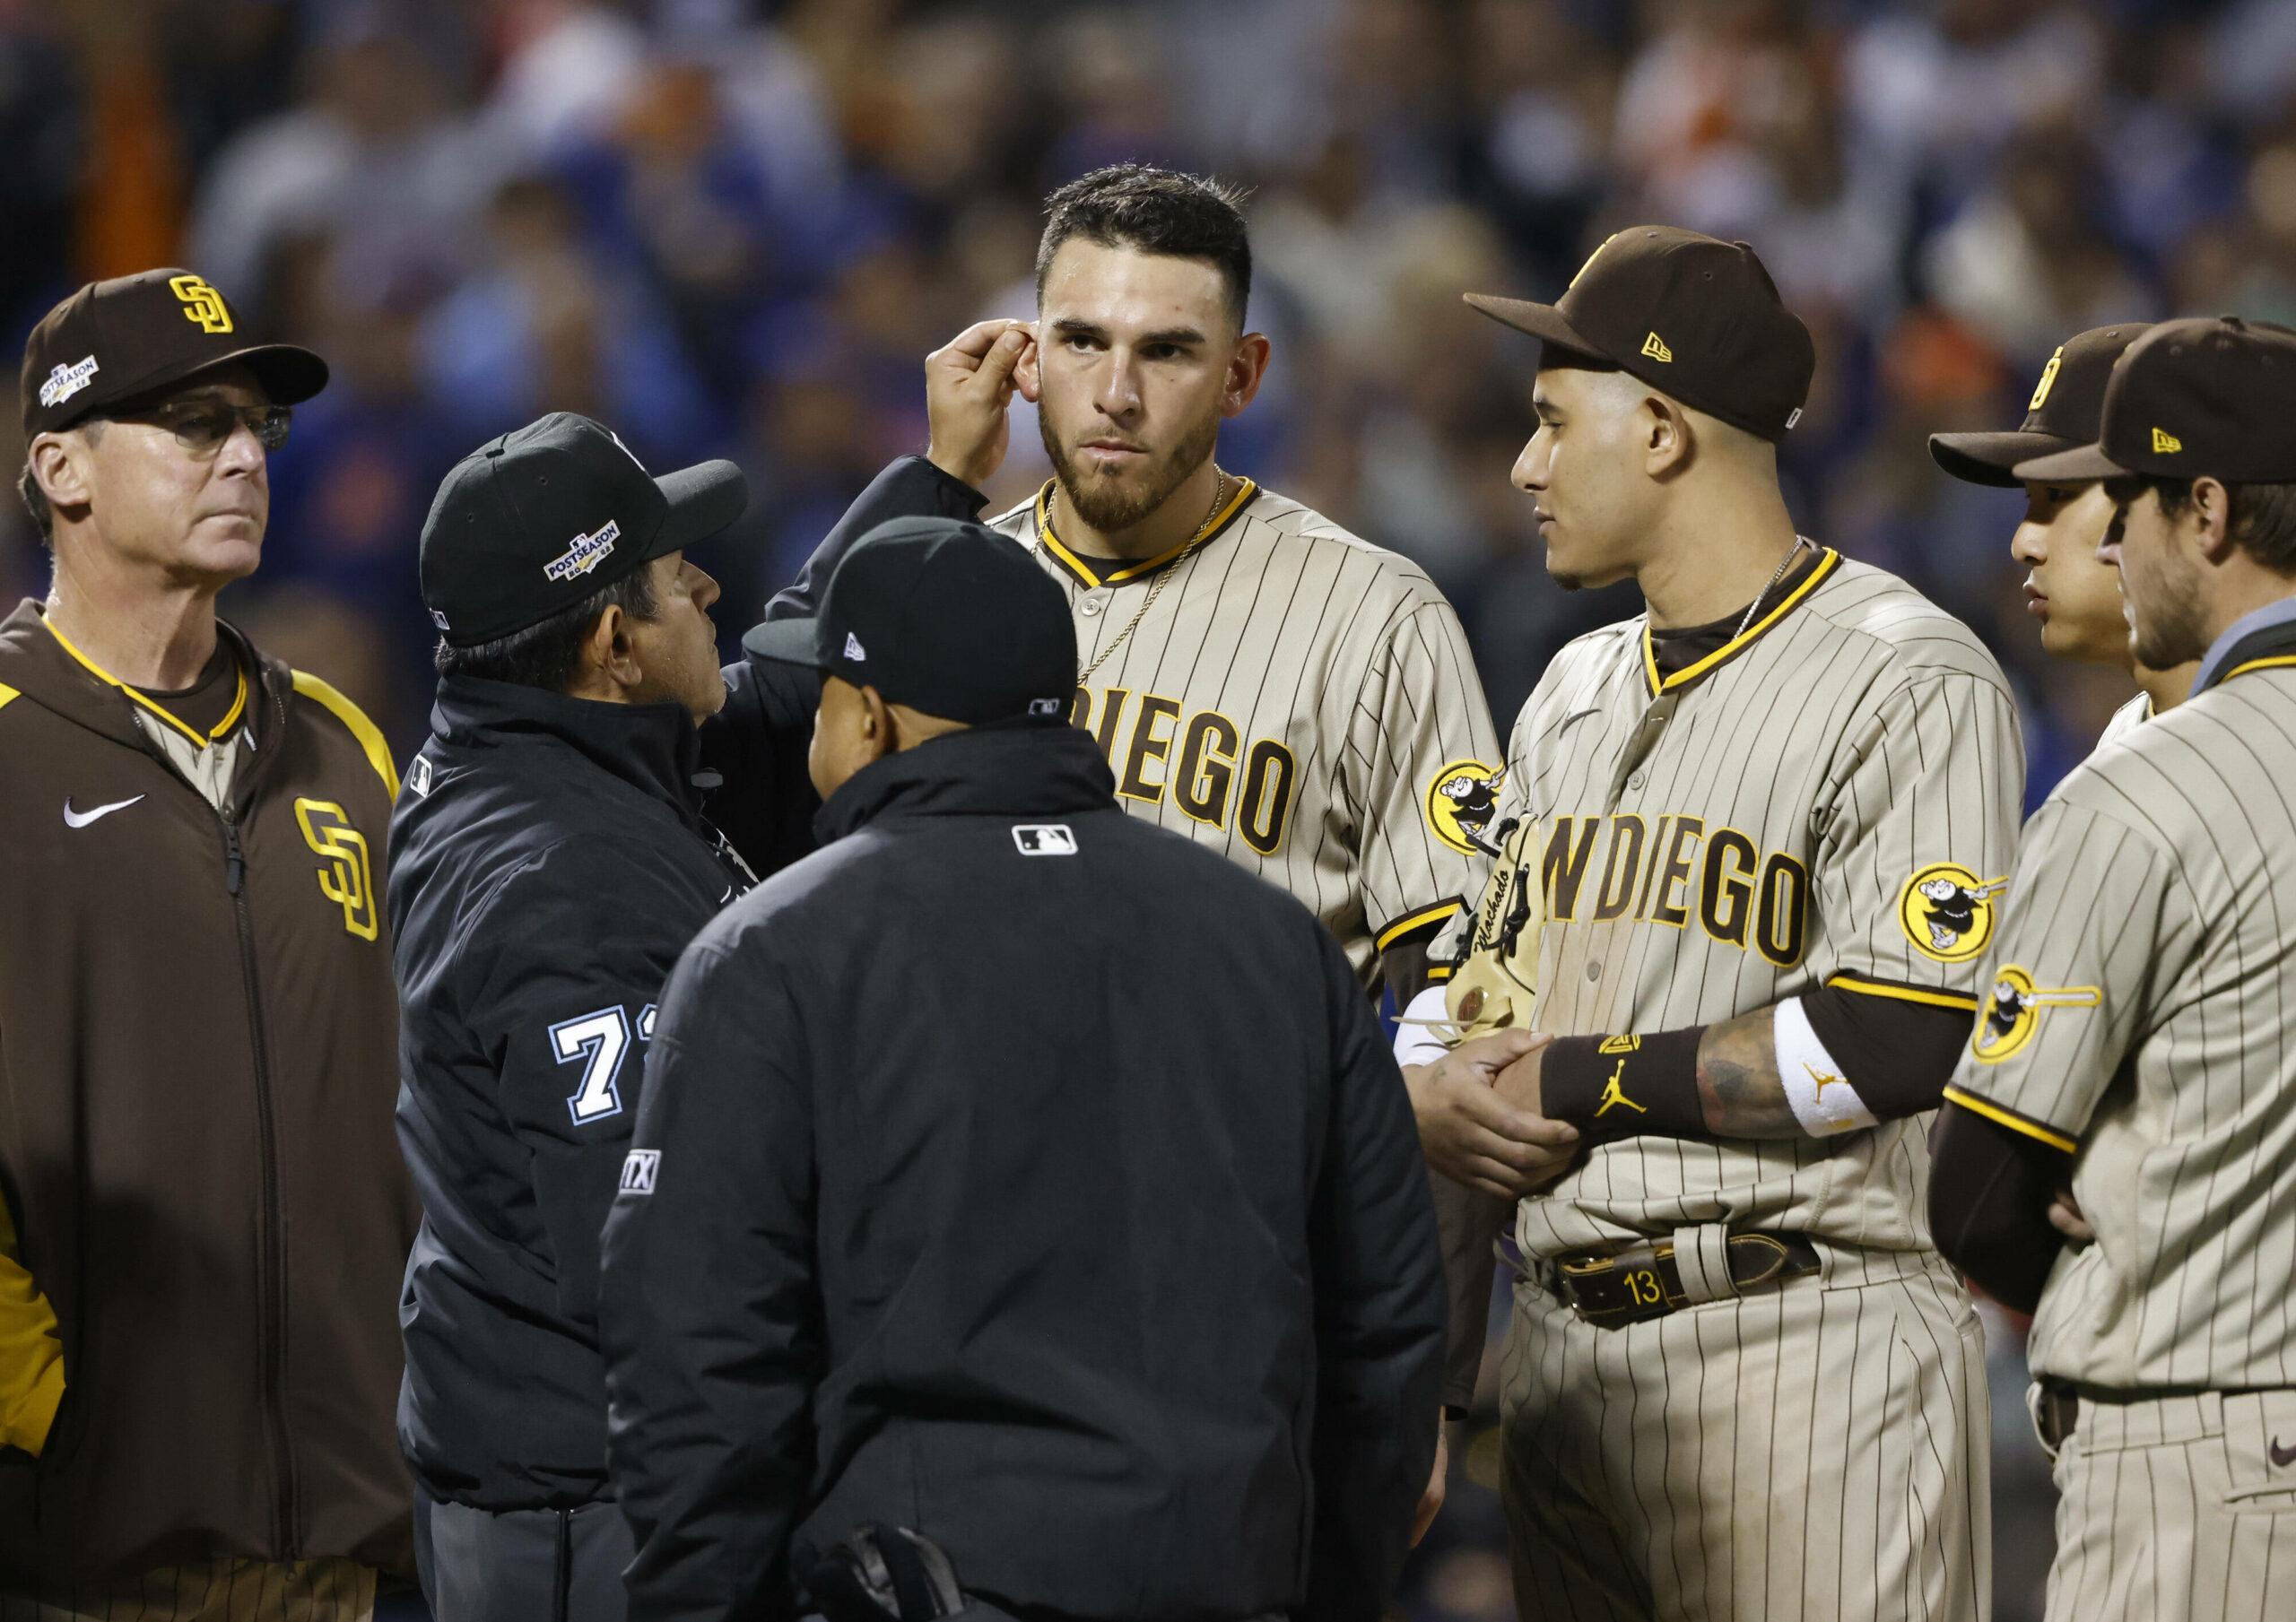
top-left (109, 400), bottom-right (294, 455)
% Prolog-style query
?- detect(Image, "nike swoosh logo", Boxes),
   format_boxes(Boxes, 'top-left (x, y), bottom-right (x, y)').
top-left (63, 794), bottom-right (144, 828)
top-left (2273, 1436), bottom-right (2296, 1469)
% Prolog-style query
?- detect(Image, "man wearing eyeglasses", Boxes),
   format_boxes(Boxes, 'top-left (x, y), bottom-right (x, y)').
top-left (0, 270), bottom-right (417, 1618)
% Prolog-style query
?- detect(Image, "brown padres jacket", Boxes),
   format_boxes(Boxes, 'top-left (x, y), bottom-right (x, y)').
top-left (0, 599), bottom-right (416, 1583)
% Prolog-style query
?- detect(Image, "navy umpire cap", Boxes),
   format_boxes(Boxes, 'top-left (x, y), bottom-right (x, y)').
top-left (744, 517), bottom-right (1077, 724)
top-left (420, 412), bottom-right (748, 646)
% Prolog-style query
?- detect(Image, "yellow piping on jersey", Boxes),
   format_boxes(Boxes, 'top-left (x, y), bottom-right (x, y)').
top-left (292, 672), bottom-right (398, 802)
top-left (1034, 477), bottom-right (1258, 590)
top-left (1826, 971), bottom-right (1979, 1012)
top-left (2222, 655), bottom-right (2296, 683)
top-left (1641, 548), bottom-right (1840, 698)
top-left (1942, 1084), bottom-right (2077, 1154)
top-left (42, 614), bottom-right (248, 748)
top-left (1375, 900), bottom-right (1463, 953)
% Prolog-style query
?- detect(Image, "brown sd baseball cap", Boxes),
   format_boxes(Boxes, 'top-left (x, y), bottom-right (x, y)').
top-left (21, 269), bottom-right (328, 438)
top-left (1929, 324), bottom-right (2146, 487)
top-left (1464, 226), bottom-right (1815, 441)
top-left (2015, 317), bottom-right (2296, 484)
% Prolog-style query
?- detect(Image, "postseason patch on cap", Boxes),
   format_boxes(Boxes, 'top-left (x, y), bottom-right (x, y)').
top-left (38, 355), bottom-right (99, 410)
top-left (544, 519), bottom-right (621, 583)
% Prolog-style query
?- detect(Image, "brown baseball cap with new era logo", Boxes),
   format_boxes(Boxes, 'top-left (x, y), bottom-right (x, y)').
top-left (20, 269), bottom-right (328, 438)
top-left (2015, 317), bottom-right (2296, 484)
top-left (1464, 226), bottom-right (1815, 441)
top-left (1929, 323), bottom-right (2147, 487)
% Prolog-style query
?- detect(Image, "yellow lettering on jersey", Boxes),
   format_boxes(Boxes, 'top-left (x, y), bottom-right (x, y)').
top-left (1238, 740), bottom-right (1299, 855)
top-left (1543, 817), bottom-right (1602, 920)
top-left (2029, 349), bottom-right (2064, 412)
top-left (1592, 815), bottom-right (1648, 920)
top-left (1755, 852), bottom-right (1810, 967)
top-left (1698, 827), bottom-right (1759, 946)
top-left (1091, 688), bottom-right (1131, 759)
top-left (295, 798), bottom-right (378, 941)
top-left (1118, 695), bottom-right (1182, 803)
top-left (1173, 710), bottom-right (1241, 828)
top-left (1595, 1060), bottom-right (1647, 1116)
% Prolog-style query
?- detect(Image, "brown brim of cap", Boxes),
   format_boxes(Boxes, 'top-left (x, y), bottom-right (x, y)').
top-left (2013, 442), bottom-right (2126, 482)
top-left (1462, 293), bottom-right (1615, 367)
top-left (1928, 430), bottom-right (2078, 489)
top-left (144, 343), bottom-right (331, 409)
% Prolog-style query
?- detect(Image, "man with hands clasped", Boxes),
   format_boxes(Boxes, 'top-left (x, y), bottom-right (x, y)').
top-left (1399, 228), bottom-right (2021, 1620)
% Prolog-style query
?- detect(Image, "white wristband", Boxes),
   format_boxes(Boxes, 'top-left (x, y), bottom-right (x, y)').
top-left (1394, 984), bottom-right (1453, 1070)
top-left (1773, 995), bottom-right (1879, 1136)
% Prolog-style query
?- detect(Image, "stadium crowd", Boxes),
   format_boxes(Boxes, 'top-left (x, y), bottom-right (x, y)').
top-left (10, 1), bottom-right (2296, 1617)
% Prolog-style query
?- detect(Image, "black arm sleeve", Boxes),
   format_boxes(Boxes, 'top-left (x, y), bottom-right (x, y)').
top-left (700, 456), bottom-right (987, 876)
top-left (1306, 935), bottom-right (1447, 1620)
top-left (1928, 1100), bottom-right (2071, 1314)
top-left (1801, 985), bottom-right (1973, 1119)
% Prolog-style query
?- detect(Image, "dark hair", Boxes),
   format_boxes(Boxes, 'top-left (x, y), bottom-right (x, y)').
top-left (434, 565), bottom-right (660, 691)
top-left (1035, 163), bottom-right (1253, 325)
top-left (17, 419), bottom-right (107, 550)
top-left (2104, 473), bottom-right (2296, 574)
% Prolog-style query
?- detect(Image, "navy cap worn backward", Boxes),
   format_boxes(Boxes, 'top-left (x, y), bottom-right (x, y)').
top-left (419, 412), bottom-right (747, 645)
top-left (743, 517), bottom-right (1077, 726)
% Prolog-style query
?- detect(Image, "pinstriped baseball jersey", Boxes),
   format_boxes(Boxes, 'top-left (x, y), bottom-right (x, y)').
top-left (2094, 690), bottom-right (2152, 750)
top-left (1449, 551), bottom-right (2023, 1261)
top-left (1945, 661), bottom-right (2296, 1392)
top-left (990, 479), bottom-right (1500, 982)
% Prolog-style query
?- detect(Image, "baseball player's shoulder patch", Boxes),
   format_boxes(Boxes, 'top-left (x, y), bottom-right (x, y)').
top-left (1896, 862), bottom-right (2007, 962)
top-left (1970, 964), bottom-right (2100, 1064)
top-left (1424, 759), bottom-right (1505, 854)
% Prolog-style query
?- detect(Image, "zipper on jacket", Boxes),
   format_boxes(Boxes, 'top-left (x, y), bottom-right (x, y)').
top-left (221, 802), bottom-right (300, 1555)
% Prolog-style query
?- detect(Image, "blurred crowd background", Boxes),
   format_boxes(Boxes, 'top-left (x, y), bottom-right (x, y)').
top-left (11, 0), bottom-right (2296, 1616)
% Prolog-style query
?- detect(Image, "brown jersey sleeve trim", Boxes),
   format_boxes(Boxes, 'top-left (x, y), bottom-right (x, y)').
top-left (1941, 1084), bottom-right (2079, 1154)
top-left (1825, 969), bottom-right (1980, 1012)
top-left (1374, 899), bottom-right (1464, 953)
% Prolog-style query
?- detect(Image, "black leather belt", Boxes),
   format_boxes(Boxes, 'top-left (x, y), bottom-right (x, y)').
top-left (1554, 1232), bottom-right (1822, 1327)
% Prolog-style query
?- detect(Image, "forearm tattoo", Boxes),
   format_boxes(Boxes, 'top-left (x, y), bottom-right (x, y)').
top-left (1693, 1008), bottom-right (1801, 1139)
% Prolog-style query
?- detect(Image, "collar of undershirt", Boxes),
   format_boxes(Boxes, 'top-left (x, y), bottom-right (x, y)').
top-left (2191, 594), bottom-right (2296, 696)
top-left (1640, 545), bottom-right (1838, 698)
top-left (1033, 476), bottom-right (1259, 591)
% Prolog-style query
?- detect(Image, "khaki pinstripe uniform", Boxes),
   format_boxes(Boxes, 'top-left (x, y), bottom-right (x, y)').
top-left (2093, 690), bottom-right (2153, 752)
top-left (1944, 659), bottom-right (2296, 1622)
top-left (1459, 551), bottom-right (2021, 1619)
top-left (0, 1560), bottom-right (376, 1622)
top-left (991, 480), bottom-right (1500, 981)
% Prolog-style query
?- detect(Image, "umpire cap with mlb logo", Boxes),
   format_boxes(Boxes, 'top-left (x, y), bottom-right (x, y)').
top-left (744, 516), bottom-right (1077, 725)
top-left (21, 267), bottom-right (329, 437)
top-left (1463, 226), bottom-right (1815, 441)
top-left (420, 412), bottom-right (749, 645)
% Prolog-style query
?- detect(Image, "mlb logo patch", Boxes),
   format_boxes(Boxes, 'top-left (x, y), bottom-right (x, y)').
top-left (1028, 697), bottom-right (1063, 716)
top-left (545, 519), bottom-right (621, 583)
top-left (407, 756), bottom-right (433, 797)
top-left (1012, 824), bottom-right (1078, 855)
top-left (619, 1149), bottom-right (659, 1194)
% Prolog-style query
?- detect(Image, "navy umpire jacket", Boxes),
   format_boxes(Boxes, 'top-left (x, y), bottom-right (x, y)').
top-left (598, 723), bottom-right (1448, 1622)
top-left (390, 456), bottom-right (984, 1509)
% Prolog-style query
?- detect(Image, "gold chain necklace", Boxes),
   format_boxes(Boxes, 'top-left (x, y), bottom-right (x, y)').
top-left (1072, 469), bottom-right (1231, 686)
